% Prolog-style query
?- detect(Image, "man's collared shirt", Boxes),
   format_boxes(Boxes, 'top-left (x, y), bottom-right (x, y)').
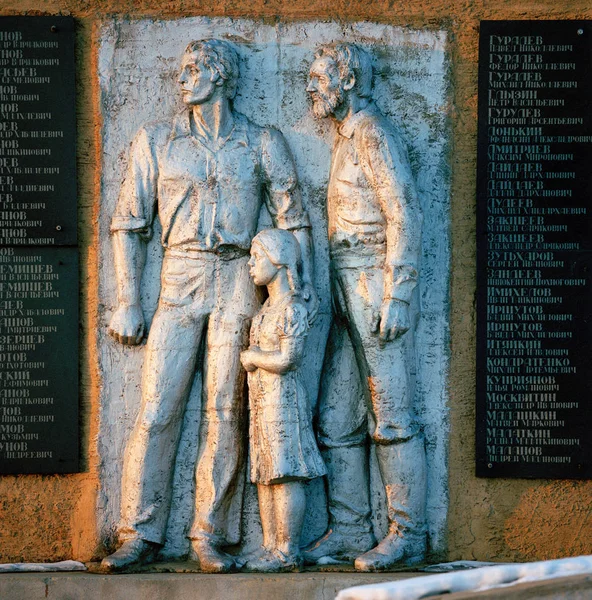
top-left (111, 109), bottom-right (310, 252)
top-left (328, 102), bottom-right (422, 303)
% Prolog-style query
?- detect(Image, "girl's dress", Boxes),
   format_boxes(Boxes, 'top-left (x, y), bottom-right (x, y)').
top-left (248, 293), bottom-right (327, 485)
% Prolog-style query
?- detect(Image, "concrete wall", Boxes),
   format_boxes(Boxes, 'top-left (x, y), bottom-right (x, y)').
top-left (0, 0), bottom-right (590, 564)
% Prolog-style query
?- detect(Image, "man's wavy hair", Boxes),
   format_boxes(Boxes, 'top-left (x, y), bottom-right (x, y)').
top-left (314, 43), bottom-right (373, 98)
top-left (184, 39), bottom-right (240, 100)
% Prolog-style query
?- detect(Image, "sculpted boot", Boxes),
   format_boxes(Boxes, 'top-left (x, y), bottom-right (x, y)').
top-left (303, 445), bottom-right (376, 564)
top-left (101, 538), bottom-right (159, 572)
top-left (355, 435), bottom-right (427, 572)
top-left (189, 537), bottom-right (237, 573)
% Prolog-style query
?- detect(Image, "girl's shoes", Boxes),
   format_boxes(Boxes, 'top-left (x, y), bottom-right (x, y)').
top-left (243, 548), bottom-right (303, 572)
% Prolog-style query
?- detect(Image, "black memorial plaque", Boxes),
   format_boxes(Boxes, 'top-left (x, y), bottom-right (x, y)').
top-left (477, 20), bottom-right (592, 478)
top-left (0, 16), bottom-right (76, 246)
top-left (0, 17), bottom-right (78, 474)
top-left (0, 247), bottom-right (78, 474)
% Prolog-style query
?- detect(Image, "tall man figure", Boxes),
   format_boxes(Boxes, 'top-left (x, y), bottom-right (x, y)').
top-left (102, 39), bottom-right (316, 573)
top-left (303, 44), bottom-right (427, 571)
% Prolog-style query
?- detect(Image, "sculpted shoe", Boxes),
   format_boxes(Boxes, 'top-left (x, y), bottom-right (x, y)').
top-left (354, 532), bottom-right (426, 572)
top-left (302, 526), bottom-right (376, 565)
top-left (243, 549), bottom-right (303, 573)
top-left (235, 545), bottom-right (269, 570)
top-left (189, 538), bottom-right (237, 574)
top-left (101, 539), bottom-right (158, 572)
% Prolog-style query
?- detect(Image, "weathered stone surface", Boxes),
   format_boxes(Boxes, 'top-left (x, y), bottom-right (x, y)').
top-left (1, 0), bottom-right (588, 570)
top-left (98, 18), bottom-right (450, 563)
top-left (0, 572), bottom-right (420, 600)
top-left (2, 571), bottom-right (592, 600)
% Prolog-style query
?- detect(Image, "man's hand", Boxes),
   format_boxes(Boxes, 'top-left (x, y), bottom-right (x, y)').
top-left (301, 282), bottom-right (319, 324)
top-left (371, 299), bottom-right (410, 343)
top-left (108, 304), bottom-right (146, 346)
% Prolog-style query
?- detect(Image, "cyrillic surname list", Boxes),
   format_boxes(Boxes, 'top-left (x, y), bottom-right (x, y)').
top-left (0, 248), bottom-right (59, 461)
top-left (0, 20), bottom-right (76, 473)
top-left (0, 28), bottom-right (63, 245)
top-left (485, 32), bottom-right (584, 469)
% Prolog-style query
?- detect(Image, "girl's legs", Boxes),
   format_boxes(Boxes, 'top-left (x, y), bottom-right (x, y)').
top-left (244, 480), bottom-right (306, 571)
top-left (257, 483), bottom-right (276, 550)
top-left (273, 481), bottom-right (306, 559)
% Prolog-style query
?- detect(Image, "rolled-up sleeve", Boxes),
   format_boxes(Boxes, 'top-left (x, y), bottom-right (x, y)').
top-left (359, 123), bottom-right (423, 304)
top-left (260, 128), bottom-right (310, 231)
top-left (111, 125), bottom-right (159, 239)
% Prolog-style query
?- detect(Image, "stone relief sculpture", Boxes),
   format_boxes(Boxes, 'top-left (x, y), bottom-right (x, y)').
top-left (102, 38), bottom-right (317, 573)
top-left (239, 229), bottom-right (326, 572)
top-left (302, 44), bottom-right (428, 571)
top-left (99, 17), bottom-right (451, 574)
top-left (101, 29), bottom-right (435, 574)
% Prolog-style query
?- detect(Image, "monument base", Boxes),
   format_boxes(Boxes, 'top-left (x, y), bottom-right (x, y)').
top-left (0, 570), bottom-right (420, 600)
top-left (2, 570), bottom-right (592, 600)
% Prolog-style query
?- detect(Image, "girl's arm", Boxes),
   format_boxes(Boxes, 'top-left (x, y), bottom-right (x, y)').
top-left (241, 335), bottom-right (305, 374)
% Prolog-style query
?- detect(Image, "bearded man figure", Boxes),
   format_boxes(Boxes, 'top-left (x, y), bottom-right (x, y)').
top-left (303, 43), bottom-right (428, 571)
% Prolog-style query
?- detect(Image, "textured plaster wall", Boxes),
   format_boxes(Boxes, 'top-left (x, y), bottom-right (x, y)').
top-left (0, 0), bottom-right (590, 564)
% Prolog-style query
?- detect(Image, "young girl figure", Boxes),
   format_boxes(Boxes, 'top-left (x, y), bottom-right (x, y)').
top-left (240, 228), bottom-right (326, 572)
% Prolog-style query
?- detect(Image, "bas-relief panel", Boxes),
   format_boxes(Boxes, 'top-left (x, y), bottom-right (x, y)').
top-left (97, 18), bottom-right (450, 566)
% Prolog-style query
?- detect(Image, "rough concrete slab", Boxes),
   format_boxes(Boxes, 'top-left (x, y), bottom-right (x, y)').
top-left (0, 572), bottom-right (420, 600)
top-left (1, 572), bottom-right (591, 600)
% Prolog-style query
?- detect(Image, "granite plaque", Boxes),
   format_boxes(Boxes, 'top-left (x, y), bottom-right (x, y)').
top-left (477, 20), bottom-right (592, 478)
top-left (0, 247), bottom-right (78, 474)
top-left (0, 16), bottom-right (76, 246)
top-left (0, 17), bottom-right (78, 474)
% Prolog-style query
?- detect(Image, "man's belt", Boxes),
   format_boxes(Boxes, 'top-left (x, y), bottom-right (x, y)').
top-left (166, 245), bottom-right (250, 261)
top-left (330, 247), bottom-right (386, 270)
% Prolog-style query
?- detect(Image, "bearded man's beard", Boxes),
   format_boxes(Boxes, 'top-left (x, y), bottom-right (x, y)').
top-left (311, 85), bottom-right (344, 118)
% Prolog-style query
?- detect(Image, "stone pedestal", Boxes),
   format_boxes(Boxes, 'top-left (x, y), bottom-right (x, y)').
top-left (1, 571), bottom-right (420, 600)
top-left (3, 571), bottom-right (592, 600)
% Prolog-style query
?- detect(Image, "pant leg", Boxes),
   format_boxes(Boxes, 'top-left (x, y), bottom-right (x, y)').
top-left (316, 318), bottom-right (368, 449)
top-left (315, 295), bottom-right (372, 535)
top-left (119, 303), bottom-right (206, 545)
top-left (376, 436), bottom-right (427, 537)
top-left (190, 255), bottom-right (259, 546)
top-left (336, 266), bottom-right (419, 443)
top-left (337, 266), bottom-right (426, 539)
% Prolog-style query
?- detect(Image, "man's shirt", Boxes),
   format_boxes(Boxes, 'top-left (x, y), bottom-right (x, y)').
top-left (111, 110), bottom-right (310, 252)
top-left (328, 103), bottom-right (422, 303)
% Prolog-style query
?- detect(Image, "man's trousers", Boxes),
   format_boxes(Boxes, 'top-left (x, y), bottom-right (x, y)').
top-left (316, 260), bottom-right (426, 537)
top-left (119, 250), bottom-right (259, 547)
